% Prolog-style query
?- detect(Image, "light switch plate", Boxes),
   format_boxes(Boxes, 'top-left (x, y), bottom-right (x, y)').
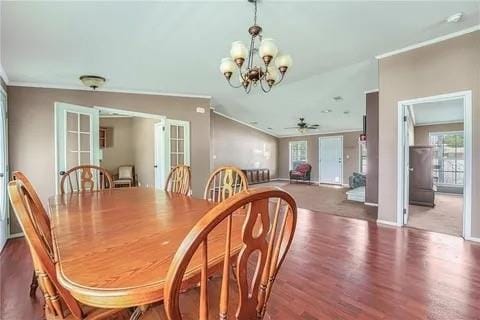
top-left (196, 107), bottom-right (205, 114)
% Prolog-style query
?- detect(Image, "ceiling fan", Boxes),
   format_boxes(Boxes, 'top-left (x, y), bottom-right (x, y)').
top-left (285, 118), bottom-right (319, 133)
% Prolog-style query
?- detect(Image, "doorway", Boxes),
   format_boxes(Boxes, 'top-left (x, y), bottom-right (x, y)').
top-left (397, 91), bottom-right (472, 238)
top-left (55, 104), bottom-right (191, 192)
top-left (319, 136), bottom-right (343, 185)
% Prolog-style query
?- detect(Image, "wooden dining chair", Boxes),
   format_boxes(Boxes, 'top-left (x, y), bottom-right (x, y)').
top-left (165, 165), bottom-right (191, 195)
top-left (162, 187), bottom-right (297, 320)
top-left (60, 165), bottom-right (113, 194)
top-left (12, 171), bottom-right (51, 298)
top-left (8, 179), bottom-right (130, 320)
top-left (203, 166), bottom-right (248, 203)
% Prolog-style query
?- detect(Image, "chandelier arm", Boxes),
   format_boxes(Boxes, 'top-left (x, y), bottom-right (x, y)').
top-left (227, 79), bottom-right (244, 89)
top-left (245, 82), bottom-right (253, 94)
top-left (259, 79), bottom-right (272, 93)
top-left (273, 72), bottom-right (286, 86)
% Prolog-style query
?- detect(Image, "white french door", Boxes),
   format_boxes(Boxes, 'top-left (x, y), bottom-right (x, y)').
top-left (166, 119), bottom-right (190, 170)
top-left (319, 136), bottom-right (343, 185)
top-left (154, 119), bottom-right (190, 189)
top-left (0, 87), bottom-right (7, 248)
top-left (55, 102), bottom-right (100, 192)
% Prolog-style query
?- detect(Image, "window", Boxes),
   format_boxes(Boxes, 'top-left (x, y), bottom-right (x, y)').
top-left (430, 132), bottom-right (464, 186)
top-left (359, 141), bottom-right (367, 174)
top-left (289, 141), bottom-right (307, 170)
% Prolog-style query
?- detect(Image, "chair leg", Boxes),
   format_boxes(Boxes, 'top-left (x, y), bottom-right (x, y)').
top-left (30, 271), bottom-right (38, 298)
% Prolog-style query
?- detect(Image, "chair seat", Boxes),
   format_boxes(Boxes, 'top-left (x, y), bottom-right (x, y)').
top-left (45, 304), bottom-right (130, 320)
top-left (290, 170), bottom-right (305, 176)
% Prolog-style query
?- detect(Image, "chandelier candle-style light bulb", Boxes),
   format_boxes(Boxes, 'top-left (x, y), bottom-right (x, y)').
top-left (219, 0), bottom-right (292, 93)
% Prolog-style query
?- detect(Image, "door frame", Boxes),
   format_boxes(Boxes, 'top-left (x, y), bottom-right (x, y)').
top-left (54, 102), bottom-right (100, 192)
top-left (0, 85), bottom-right (11, 245)
top-left (396, 91), bottom-right (472, 239)
top-left (154, 122), bottom-right (166, 189)
top-left (318, 135), bottom-right (343, 185)
top-left (94, 106), bottom-right (167, 189)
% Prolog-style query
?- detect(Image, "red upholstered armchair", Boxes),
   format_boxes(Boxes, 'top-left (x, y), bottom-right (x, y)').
top-left (289, 163), bottom-right (312, 184)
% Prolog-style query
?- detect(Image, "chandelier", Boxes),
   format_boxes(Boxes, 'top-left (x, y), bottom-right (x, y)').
top-left (219, 0), bottom-right (292, 93)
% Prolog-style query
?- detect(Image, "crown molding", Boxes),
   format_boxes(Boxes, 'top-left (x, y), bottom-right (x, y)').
top-left (376, 25), bottom-right (480, 59)
top-left (7, 81), bottom-right (212, 99)
top-left (277, 128), bottom-right (362, 138)
top-left (212, 110), bottom-right (279, 138)
top-left (364, 89), bottom-right (379, 94)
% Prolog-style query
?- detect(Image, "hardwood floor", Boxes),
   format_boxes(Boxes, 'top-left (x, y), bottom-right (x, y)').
top-left (2, 209), bottom-right (480, 319)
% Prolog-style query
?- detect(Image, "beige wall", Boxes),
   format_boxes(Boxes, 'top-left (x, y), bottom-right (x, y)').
top-left (7, 86), bottom-right (211, 208)
top-left (414, 122), bottom-right (464, 146)
top-left (378, 31), bottom-right (480, 236)
top-left (278, 131), bottom-right (362, 184)
top-left (99, 117), bottom-right (134, 173)
top-left (211, 113), bottom-right (278, 178)
top-left (131, 117), bottom-right (161, 187)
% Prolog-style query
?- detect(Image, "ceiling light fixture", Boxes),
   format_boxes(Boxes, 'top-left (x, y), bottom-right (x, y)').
top-left (321, 109), bottom-right (332, 113)
top-left (79, 75), bottom-right (106, 90)
top-left (446, 12), bottom-right (463, 23)
top-left (219, 0), bottom-right (292, 93)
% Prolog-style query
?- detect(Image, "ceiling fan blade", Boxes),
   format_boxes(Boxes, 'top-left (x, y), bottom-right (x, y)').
top-left (306, 126), bottom-right (320, 129)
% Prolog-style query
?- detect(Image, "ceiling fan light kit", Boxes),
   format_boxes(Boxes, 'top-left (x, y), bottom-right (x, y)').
top-left (285, 118), bottom-right (319, 134)
top-left (219, 0), bottom-right (292, 93)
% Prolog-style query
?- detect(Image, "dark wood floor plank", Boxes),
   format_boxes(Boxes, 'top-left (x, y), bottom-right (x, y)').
top-left (2, 209), bottom-right (480, 319)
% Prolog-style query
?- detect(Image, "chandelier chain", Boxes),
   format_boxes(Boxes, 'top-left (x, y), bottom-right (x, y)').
top-left (254, 0), bottom-right (257, 26)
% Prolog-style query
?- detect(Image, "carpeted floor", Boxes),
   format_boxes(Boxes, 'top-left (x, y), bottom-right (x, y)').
top-left (257, 181), bottom-right (377, 222)
top-left (408, 193), bottom-right (463, 236)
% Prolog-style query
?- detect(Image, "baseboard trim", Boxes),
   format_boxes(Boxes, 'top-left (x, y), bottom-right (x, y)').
top-left (365, 202), bottom-right (378, 207)
top-left (7, 232), bottom-right (24, 239)
top-left (465, 236), bottom-right (480, 243)
top-left (376, 219), bottom-right (401, 227)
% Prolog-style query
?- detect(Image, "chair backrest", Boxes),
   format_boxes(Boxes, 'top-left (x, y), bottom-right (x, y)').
top-left (60, 165), bottom-right (113, 194)
top-left (165, 165), bottom-right (191, 195)
top-left (12, 171), bottom-right (52, 249)
top-left (8, 180), bottom-right (84, 319)
top-left (164, 187), bottom-right (297, 320)
top-left (295, 163), bottom-right (311, 174)
top-left (118, 165), bottom-right (134, 180)
top-left (204, 166), bottom-right (248, 202)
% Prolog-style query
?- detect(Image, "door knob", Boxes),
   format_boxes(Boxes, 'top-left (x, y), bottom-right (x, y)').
top-left (409, 168), bottom-right (414, 172)
top-left (154, 165), bottom-right (158, 168)
top-left (0, 173), bottom-right (4, 178)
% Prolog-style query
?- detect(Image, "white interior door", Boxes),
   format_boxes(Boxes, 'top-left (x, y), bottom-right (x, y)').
top-left (166, 119), bottom-right (190, 171)
top-left (0, 88), bottom-right (7, 248)
top-left (319, 136), bottom-right (343, 185)
top-left (55, 102), bottom-right (100, 192)
top-left (154, 122), bottom-right (166, 189)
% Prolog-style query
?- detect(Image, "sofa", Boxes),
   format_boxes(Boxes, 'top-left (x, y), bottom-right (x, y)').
top-left (289, 163), bottom-right (312, 184)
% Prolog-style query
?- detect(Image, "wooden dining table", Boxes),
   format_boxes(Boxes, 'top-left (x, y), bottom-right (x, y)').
top-left (48, 187), bottom-right (245, 310)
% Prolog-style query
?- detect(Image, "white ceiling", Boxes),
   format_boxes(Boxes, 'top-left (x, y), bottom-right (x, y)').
top-left (1, 1), bottom-right (479, 136)
top-left (412, 98), bottom-right (464, 126)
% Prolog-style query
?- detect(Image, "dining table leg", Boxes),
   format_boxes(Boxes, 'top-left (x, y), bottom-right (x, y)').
top-left (130, 305), bottom-right (149, 320)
